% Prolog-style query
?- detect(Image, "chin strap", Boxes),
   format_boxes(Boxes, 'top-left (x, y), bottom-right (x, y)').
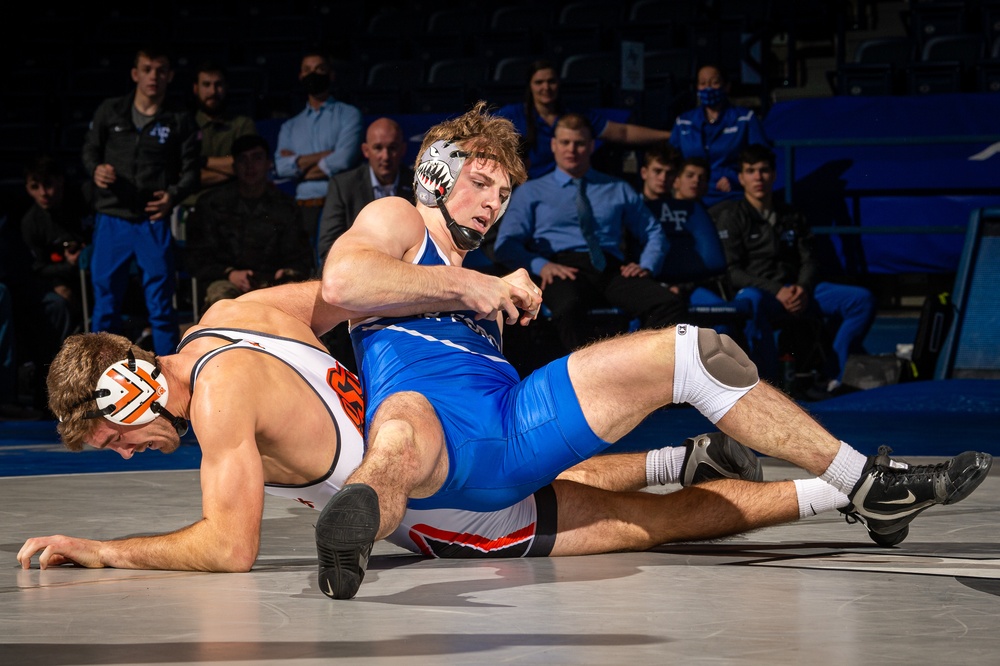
top-left (151, 402), bottom-right (190, 437)
top-left (437, 195), bottom-right (484, 251)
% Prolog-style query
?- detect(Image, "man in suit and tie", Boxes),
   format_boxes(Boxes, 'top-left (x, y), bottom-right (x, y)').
top-left (317, 118), bottom-right (415, 263)
top-left (494, 113), bottom-right (686, 353)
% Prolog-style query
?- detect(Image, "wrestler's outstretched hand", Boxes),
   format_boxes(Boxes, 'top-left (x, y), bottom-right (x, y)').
top-left (18, 535), bottom-right (105, 569)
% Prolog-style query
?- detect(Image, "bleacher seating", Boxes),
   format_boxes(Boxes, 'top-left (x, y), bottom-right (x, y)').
top-left (0, 1), bottom-right (984, 210)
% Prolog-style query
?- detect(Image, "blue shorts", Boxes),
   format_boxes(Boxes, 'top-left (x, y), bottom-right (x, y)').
top-left (406, 356), bottom-right (611, 512)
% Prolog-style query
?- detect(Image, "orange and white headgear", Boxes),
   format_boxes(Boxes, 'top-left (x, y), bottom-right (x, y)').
top-left (69, 350), bottom-right (188, 435)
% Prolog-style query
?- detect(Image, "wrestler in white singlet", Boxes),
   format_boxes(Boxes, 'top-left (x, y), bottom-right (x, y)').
top-left (182, 327), bottom-right (557, 558)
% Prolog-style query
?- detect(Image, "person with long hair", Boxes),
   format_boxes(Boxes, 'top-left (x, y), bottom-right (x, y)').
top-left (496, 60), bottom-right (671, 180)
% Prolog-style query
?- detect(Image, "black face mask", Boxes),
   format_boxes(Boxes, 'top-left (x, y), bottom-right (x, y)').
top-left (301, 72), bottom-right (330, 96)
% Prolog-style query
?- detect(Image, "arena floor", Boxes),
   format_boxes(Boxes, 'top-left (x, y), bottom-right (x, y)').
top-left (2, 380), bottom-right (998, 665)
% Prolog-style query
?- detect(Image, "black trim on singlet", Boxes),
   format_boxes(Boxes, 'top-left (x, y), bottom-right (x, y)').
top-left (181, 327), bottom-right (344, 486)
top-left (525, 484), bottom-right (557, 557)
top-left (264, 468), bottom-right (335, 490)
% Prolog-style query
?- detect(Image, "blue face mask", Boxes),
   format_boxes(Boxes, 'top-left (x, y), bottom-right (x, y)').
top-left (697, 87), bottom-right (727, 107)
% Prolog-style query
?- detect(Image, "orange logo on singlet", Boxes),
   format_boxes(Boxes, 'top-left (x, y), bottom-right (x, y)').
top-left (326, 363), bottom-right (365, 436)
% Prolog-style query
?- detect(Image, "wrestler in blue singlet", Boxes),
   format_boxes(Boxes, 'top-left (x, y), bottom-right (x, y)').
top-left (350, 230), bottom-right (612, 512)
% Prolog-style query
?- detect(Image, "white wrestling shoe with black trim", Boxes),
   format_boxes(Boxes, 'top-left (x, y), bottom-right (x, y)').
top-left (843, 445), bottom-right (993, 547)
top-left (316, 483), bottom-right (380, 600)
top-left (680, 432), bottom-right (764, 486)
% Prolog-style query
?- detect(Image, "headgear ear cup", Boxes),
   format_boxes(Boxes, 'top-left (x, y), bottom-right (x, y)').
top-left (82, 350), bottom-right (189, 436)
top-left (414, 140), bottom-right (466, 207)
top-left (94, 357), bottom-right (168, 426)
top-left (413, 139), bottom-right (510, 250)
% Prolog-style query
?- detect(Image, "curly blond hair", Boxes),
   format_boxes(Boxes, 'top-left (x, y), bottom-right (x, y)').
top-left (48, 332), bottom-right (158, 451)
top-left (416, 100), bottom-right (527, 189)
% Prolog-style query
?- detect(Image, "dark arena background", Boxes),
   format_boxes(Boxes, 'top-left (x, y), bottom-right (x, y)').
top-left (2, 2), bottom-right (999, 665)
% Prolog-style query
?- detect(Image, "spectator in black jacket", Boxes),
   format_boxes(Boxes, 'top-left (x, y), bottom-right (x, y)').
top-left (711, 145), bottom-right (876, 396)
top-left (20, 155), bottom-right (93, 343)
top-left (185, 134), bottom-right (313, 310)
top-left (81, 44), bottom-right (199, 355)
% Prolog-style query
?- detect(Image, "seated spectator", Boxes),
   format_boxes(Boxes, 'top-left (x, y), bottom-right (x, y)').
top-left (185, 135), bottom-right (314, 309)
top-left (669, 64), bottom-right (771, 207)
top-left (711, 144), bottom-right (876, 396)
top-left (494, 114), bottom-right (685, 353)
top-left (274, 50), bottom-right (363, 251)
top-left (1, 213), bottom-right (54, 416)
top-left (638, 149), bottom-right (751, 342)
top-left (181, 61), bottom-right (259, 211)
top-left (495, 59), bottom-right (671, 180)
top-left (20, 155), bottom-right (93, 343)
top-left (315, 117), bottom-right (414, 373)
top-left (317, 117), bottom-right (414, 263)
top-left (640, 149), bottom-right (725, 288)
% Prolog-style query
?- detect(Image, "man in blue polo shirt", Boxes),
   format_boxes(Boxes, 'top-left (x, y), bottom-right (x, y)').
top-left (494, 114), bottom-right (685, 352)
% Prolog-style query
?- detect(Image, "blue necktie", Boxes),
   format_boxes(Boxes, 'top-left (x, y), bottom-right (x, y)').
top-left (573, 177), bottom-right (606, 271)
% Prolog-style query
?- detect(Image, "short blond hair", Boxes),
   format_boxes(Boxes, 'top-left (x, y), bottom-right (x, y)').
top-left (416, 100), bottom-right (527, 188)
top-left (48, 332), bottom-right (158, 451)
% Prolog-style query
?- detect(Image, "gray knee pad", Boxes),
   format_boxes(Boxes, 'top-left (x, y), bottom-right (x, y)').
top-left (672, 324), bottom-right (759, 423)
top-left (696, 327), bottom-right (758, 389)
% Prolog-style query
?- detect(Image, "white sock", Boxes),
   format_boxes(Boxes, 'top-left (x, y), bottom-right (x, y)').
top-left (793, 478), bottom-right (850, 519)
top-left (645, 446), bottom-right (687, 486)
top-left (818, 441), bottom-right (869, 496)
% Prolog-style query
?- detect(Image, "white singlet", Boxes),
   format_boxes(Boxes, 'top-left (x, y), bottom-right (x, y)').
top-left (183, 327), bottom-right (557, 558)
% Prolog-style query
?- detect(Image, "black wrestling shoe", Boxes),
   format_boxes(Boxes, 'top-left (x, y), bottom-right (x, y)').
top-left (839, 508), bottom-right (910, 547)
top-left (316, 483), bottom-right (380, 600)
top-left (681, 432), bottom-right (764, 486)
top-left (844, 446), bottom-right (992, 546)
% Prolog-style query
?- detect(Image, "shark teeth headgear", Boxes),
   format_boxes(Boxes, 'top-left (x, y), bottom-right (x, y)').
top-left (414, 140), bottom-right (465, 207)
top-left (413, 139), bottom-right (511, 251)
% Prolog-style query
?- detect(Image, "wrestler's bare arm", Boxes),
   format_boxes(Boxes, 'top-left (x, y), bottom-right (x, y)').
top-left (17, 359), bottom-right (267, 572)
top-left (222, 281), bottom-right (354, 339)
top-left (322, 197), bottom-right (540, 324)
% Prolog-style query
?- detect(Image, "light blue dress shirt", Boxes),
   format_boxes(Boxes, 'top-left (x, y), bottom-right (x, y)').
top-left (274, 97), bottom-right (363, 200)
top-left (495, 167), bottom-right (667, 277)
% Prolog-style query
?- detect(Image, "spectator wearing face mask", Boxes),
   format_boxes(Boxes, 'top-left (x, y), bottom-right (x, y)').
top-left (668, 64), bottom-right (771, 208)
top-left (273, 50), bottom-right (363, 255)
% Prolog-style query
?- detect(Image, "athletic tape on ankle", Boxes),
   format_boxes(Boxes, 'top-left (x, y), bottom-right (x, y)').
top-left (671, 324), bottom-right (758, 423)
top-left (646, 448), bottom-right (667, 486)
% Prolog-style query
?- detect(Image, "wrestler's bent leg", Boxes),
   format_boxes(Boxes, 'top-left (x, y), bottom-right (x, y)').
top-left (548, 478), bottom-right (800, 556)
